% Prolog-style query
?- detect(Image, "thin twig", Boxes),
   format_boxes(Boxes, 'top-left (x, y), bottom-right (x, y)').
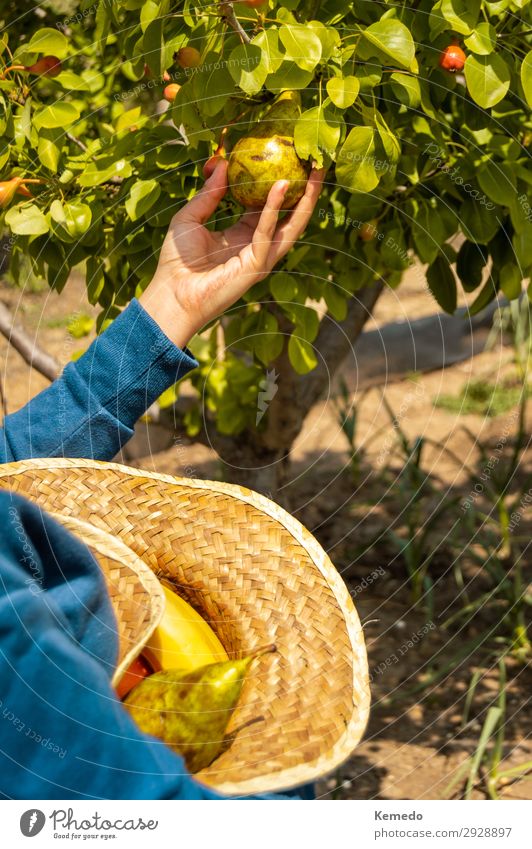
top-left (66, 132), bottom-right (88, 153)
top-left (0, 300), bottom-right (60, 382)
top-left (220, 2), bottom-right (251, 44)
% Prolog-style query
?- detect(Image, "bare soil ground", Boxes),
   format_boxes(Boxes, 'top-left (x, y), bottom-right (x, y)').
top-left (1, 271), bottom-right (530, 801)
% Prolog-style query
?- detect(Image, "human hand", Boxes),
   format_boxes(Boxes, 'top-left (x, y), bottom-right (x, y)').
top-left (139, 159), bottom-right (325, 349)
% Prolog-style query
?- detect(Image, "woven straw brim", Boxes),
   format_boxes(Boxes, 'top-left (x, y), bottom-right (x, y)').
top-left (0, 458), bottom-right (370, 796)
top-left (48, 514), bottom-right (165, 685)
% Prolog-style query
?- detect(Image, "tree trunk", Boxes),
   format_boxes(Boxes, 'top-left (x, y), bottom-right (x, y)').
top-left (215, 280), bottom-right (384, 499)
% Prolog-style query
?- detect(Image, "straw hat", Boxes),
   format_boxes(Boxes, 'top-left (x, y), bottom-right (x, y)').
top-left (0, 458), bottom-right (370, 796)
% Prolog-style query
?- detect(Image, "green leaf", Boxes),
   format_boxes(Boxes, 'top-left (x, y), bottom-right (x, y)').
top-left (380, 226), bottom-right (410, 271)
top-left (253, 312), bottom-right (283, 365)
top-left (499, 263), bottom-right (522, 300)
top-left (33, 102), bottom-right (80, 130)
top-left (67, 313), bottom-right (94, 339)
top-left (37, 128), bottom-right (62, 172)
top-left (279, 24), bottom-right (322, 72)
top-left (15, 98), bottom-right (32, 143)
top-left (512, 222), bottom-right (532, 271)
top-left (78, 157), bottom-right (132, 187)
top-left (228, 44), bottom-right (268, 95)
top-left (456, 241), bottom-right (488, 292)
top-left (426, 255), bottom-right (457, 314)
top-left (441, 0), bottom-right (481, 35)
top-left (266, 61), bottom-right (314, 92)
top-left (326, 76), bottom-right (359, 109)
top-left (290, 304), bottom-right (319, 342)
top-left (294, 104), bottom-right (341, 166)
top-left (140, 0), bottom-right (160, 32)
top-left (390, 72), bottom-right (421, 108)
top-left (158, 384), bottom-right (179, 409)
top-left (477, 160), bottom-right (516, 207)
top-left (143, 17), bottom-right (172, 78)
top-left (5, 203), bottom-right (49, 236)
top-left (412, 204), bottom-right (445, 264)
top-left (336, 126), bottom-right (379, 193)
top-left (125, 179), bottom-right (161, 221)
top-left (464, 22), bottom-right (496, 55)
top-left (469, 275), bottom-right (498, 316)
top-left (323, 284), bottom-right (347, 321)
top-left (521, 50), bottom-right (532, 108)
top-left (308, 21), bottom-right (341, 61)
top-left (63, 201), bottom-right (92, 238)
top-left (252, 30), bottom-right (284, 74)
top-left (360, 19), bottom-right (418, 73)
top-left (460, 197), bottom-right (500, 243)
top-left (192, 53), bottom-right (236, 115)
top-left (288, 335), bottom-right (317, 374)
top-left (26, 27), bottom-right (68, 58)
top-left (270, 272), bottom-right (300, 302)
top-left (464, 55), bottom-right (511, 109)
top-left (54, 70), bottom-right (90, 91)
top-left (86, 256), bottom-right (105, 305)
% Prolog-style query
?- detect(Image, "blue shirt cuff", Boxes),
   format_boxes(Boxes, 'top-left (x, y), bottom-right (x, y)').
top-left (72, 298), bottom-right (198, 432)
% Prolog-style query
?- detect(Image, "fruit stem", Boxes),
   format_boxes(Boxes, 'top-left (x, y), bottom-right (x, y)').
top-left (249, 644), bottom-right (277, 659)
top-left (0, 64), bottom-right (26, 78)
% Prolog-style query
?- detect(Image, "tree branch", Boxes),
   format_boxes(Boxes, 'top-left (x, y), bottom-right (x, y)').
top-left (220, 2), bottom-right (251, 44)
top-left (0, 300), bottom-right (60, 383)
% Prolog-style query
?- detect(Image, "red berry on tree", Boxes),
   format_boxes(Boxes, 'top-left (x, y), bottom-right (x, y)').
top-left (439, 44), bottom-right (466, 73)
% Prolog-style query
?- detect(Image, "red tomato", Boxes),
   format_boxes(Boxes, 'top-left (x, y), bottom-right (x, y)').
top-left (439, 45), bottom-right (466, 73)
top-left (116, 654), bottom-right (154, 700)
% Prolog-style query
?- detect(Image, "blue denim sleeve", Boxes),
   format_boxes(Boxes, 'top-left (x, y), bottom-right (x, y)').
top-left (0, 299), bottom-right (198, 463)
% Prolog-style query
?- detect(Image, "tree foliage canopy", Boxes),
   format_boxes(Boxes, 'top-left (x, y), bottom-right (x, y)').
top-left (1, 0), bottom-right (532, 436)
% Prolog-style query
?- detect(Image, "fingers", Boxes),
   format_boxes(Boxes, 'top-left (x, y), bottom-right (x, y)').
top-left (178, 158), bottom-right (228, 224)
top-left (249, 179), bottom-right (289, 270)
top-left (270, 167), bottom-right (326, 263)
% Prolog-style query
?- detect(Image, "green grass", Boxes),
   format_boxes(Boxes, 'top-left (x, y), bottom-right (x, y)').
top-left (434, 378), bottom-right (531, 417)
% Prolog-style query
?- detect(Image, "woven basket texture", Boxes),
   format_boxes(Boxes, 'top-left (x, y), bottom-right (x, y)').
top-left (0, 458), bottom-right (370, 795)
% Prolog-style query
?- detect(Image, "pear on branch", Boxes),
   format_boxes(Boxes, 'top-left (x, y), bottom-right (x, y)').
top-left (124, 645), bottom-right (276, 773)
top-left (228, 91), bottom-right (310, 210)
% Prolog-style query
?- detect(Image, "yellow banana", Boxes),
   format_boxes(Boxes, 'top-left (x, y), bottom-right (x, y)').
top-left (143, 581), bottom-right (227, 672)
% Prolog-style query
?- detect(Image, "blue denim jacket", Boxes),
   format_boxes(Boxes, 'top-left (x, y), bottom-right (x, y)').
top-left (0, 300), bottom-right (291, 800)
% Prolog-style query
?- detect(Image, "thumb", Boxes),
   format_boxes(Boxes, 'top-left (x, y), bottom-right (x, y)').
top-left (178, 158), bottom-right (228, 224)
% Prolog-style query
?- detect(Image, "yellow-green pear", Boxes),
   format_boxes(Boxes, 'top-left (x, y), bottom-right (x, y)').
top-left (124, 645), bottom-right (276, 773)
top-left (228, 91), bottom-right (310, 210)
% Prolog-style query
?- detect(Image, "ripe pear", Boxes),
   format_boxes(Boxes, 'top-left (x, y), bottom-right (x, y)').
top-left (27, 56), bottom-right (62, 77)
top-left (228, 91), bottom-right (310, 210)
top-left (124, 645), bottom-right (276, 773)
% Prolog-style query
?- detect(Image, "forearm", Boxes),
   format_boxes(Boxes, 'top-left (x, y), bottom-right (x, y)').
top-left (0, 299), bottom-right (197, 464)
